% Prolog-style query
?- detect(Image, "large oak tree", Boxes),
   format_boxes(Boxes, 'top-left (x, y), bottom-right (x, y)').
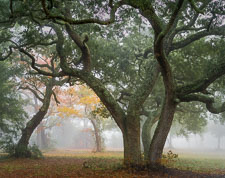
top-left (0, 0), bottom-right (225, 166)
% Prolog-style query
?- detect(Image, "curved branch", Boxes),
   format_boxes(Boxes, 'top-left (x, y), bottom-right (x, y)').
top-left (0, 46), bottom-right (13, 61)
top-left (19, 48), bottom-right (65, 77)
top-left (165, 0), bottom-right (211, 54)
top-left (52, 90), bottom-right (60, 105)
top-left (65, 24), bottom-right (91, 72)
top-left (50, 24), bottom-right (126, 129)
top-left (41, 0), bottom-right (125, 25)
top-left (177, 61), bottom-right (225, 96)
top-left (19, 86), bottom-right (44, 103)
top-left (154, 0), bottom-right (185, 92)
top-left (126, 0), bottom-right (163, 34)
top-left (170, 25), bottom-right (225, 51)
top-left (179, 93), bottom-right (225, 114)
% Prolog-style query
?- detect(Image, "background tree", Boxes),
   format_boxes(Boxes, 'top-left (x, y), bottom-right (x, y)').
top-left (0, 61), bottom-right (27, 152)
top-left (208, 122), bottom-right (225, 150)
top-left (55, 85), bottom-right (112, 152)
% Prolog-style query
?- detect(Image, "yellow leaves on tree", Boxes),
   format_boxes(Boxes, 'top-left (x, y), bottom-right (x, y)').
top-left (57, 106), bottom-right (81, 118)
top-left (79, 95), bottom-right (100, 105)
top-left (54, 85), bottom-right (103, 122)
top-left (67, 87), bottom-right (77, 96)
top-left (77, 86), bottom-right (100, 111)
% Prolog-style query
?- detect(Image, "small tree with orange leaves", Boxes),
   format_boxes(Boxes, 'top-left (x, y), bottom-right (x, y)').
top-left (54, 85), bottom-right (111, 152)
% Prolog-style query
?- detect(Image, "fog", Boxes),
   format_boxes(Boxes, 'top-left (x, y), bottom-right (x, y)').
top-left (30, 118), bottom-right (124, 151)
top-left (165, 132), bottom-right (225, 150)
top-left (28, 116), bottom-right (225, 156)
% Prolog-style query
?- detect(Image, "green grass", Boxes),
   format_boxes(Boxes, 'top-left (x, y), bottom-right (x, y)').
top-left (43, 149), bottom-right (124, 159)
top-left (163, 149), bottom-right (225, 174)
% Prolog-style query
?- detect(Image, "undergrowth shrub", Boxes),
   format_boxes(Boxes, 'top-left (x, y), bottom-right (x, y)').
top-left (28, 144), bottom-right (43, 159)
top-left (3, 143), bottom-right (43, 159)
top-left (161, 150), bottom-right (178, 164)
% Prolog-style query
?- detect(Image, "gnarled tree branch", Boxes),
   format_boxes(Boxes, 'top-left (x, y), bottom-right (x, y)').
top-left (41, 0), bottom-right (125, 25)
top-left (179, 93), bottom-right (225, 114)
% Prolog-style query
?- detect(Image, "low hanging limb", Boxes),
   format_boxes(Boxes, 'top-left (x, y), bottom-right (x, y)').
top-left (179, 93), bottom-right (225, 114)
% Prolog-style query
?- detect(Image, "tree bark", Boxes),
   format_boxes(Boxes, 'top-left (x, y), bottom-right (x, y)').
top-left (15, 110), bottom-right (48, 157)
top-left (15, 83), bottom-right (53, 158)
top-left (142, 116), bottom-right (158, 160)
top-left (148, 98), bottom-right (177, 164)
top-left (122, 116), bottom-right (141, 166)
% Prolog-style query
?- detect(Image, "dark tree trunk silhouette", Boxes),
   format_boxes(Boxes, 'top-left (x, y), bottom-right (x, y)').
top-left (15, 83), bottom-right (53, 158)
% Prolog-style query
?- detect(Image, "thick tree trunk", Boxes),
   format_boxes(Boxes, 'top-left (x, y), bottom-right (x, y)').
top-left (15, 83), bottom-right (53, 158)
top-left (15, 110), bottom-right (48, 157)
top-left (148, 98), bottom-right (177, 164)
top-left (142, 116), bottom-right (157, 160)
top-left (123, 117), bottom-right (141, 166)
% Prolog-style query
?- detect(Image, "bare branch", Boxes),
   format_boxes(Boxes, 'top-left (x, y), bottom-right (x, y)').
top-left (52, 90), bottom-right (60, 105)
top-left (19, 48), bottom-right (65, 77)
top-left (19, 86), bottom-right (44, 103)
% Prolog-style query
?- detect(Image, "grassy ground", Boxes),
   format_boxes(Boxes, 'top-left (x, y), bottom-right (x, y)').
top-left (0, 149), bottom-right (225, 177)
top-left (163, 149), bottom-right (225, 174)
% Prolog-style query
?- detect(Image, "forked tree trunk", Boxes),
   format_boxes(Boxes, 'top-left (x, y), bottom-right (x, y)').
top-left (122, 117), bottom-right (141, 166)
top-left (148, 98), bottom-right (177, 164)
